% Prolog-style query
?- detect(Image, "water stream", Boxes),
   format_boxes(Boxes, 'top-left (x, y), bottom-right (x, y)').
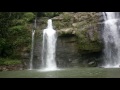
top-left (41, 19), bottom-right (57, 71)
top-left (102, 12), bottom-right (120, 68)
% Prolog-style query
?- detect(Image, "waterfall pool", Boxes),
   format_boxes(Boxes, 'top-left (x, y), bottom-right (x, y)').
top-left (0, 67), bottom-right (120, 78)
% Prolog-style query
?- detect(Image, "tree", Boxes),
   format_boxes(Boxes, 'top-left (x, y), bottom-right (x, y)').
top-left (0, 12), bottom-right (35, 58)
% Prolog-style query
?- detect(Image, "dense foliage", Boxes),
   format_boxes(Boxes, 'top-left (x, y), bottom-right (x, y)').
top-left (0, 12), bottom-right (35, 58)
top-left (0, 12), bottom-right (62, 65)
top-left (0, 58), bottom-right (21, 65)
top-left (36, 12), bottom-right (62, 18)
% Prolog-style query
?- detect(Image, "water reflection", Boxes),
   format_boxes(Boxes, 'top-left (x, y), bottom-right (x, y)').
top-left (0, 68), bottom-right (120, 78)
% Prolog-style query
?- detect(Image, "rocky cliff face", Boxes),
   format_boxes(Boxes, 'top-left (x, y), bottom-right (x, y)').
top-left (53, 12), bottom-right (103, 52)
top-left (27, 12), bottom-right (103, 68)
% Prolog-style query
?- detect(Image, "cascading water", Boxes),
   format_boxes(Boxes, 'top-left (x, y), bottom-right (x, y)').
top-left (41, 19), bottom-right (57, 71)
top-left (30, 30), bottom-right (35, 70)
top-left (102, 12), bottom-right (120, 68)
top-left (29, 19), bottom-right (36, 70)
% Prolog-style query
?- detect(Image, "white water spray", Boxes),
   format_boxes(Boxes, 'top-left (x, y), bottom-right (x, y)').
top-left (102, 12), bottom-right (120, 68)
top-left (29, 19), bottom-right (36, 70)
top-left (41, 19), bottom-right (57, 71)
top-left (30, 30), bottom-right (35, 70)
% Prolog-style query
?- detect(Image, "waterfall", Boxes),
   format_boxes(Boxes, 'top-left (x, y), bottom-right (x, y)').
top-left (29, 19), bottom-right (36, 70)
top-left (30, 30), bottom-right (35, 70)
top-left (41, 19), bottom-right (57, 71)
top-left (102, 12), bottom-right (120, 68)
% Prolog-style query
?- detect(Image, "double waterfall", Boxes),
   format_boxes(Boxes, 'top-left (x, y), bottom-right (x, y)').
top-left (29, 19), bottom-right (57, 71)
top-left (29, 12), bottom-right (120, 70)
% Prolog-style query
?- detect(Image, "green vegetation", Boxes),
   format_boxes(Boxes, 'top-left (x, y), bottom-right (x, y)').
top-left (0, 58), bottom-right (21, 65)
top-left (0, 12), bottom-right (103, 68)
top-left (0, 12), bottom-right (35, 58)
top-left (0, 12), bottom-right (62, 58)
top-left (0, 12), bottom-right (62, 67)
top-left (36, 12), bottom-right (62, 18)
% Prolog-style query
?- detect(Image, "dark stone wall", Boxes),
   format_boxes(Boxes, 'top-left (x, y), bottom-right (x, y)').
top-left (56, 35), bottom-right (80, 67)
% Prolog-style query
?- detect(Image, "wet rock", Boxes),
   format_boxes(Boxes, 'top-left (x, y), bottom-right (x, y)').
top-left (32, 12), bottom-right (103, 68)
top-left (0, 64), bottom-right (23, 71)
top-left (88, 61), bottom-right (95, 65)
top-left (88, 60), bottom-right (97, 67)
top-left (57, 28), bottom-right (76, 36)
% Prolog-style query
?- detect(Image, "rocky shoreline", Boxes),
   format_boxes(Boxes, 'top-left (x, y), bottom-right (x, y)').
top-left (0, 64), bottom-right (24, 71)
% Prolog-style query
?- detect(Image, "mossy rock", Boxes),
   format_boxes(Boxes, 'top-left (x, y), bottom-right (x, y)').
top-left (36, 12), bottom-right (102, 54)
top-left (77, 42), bottom-right (103, 53)
top-left (76, 25), bottom-right (102, 53)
